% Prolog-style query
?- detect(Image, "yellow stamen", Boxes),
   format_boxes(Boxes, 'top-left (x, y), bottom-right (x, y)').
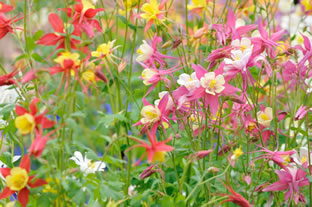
top-left (6, 167), bottom-right (29, 191)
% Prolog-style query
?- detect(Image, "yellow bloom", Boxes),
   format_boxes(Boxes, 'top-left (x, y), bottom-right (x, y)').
top-left (92, 41), bottom-right (116, 59)
top-left (6, 167), bottom-right (29, 191)
top-left (15, 113), bottom-right (35, 134)
top-left (54, 52), bottom-right (80, 68)
top-left (188, 0), bottom-right (208, 11)
top-left (302, 0), bottom-right (312, 12)
top-left (231, 147), bottom-right (243, 160)
top-left (141, 68), bottom-right (157, 85)
top-left (140, 0), bottom-right (160, 21)
top-left (82, 70), bottom-right (96, 83)
top-left (152, 151), bottom-right (166, 163)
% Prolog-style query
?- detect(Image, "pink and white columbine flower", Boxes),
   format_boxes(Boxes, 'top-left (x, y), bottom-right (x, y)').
top-left (291, 147), bottom-right (312, 167)
top-left (199, 72), bottom-right (225, 95)
top-left (188, 64), bottom-right (239, 114)
top-left (262, 166), bottom-right (309, 205)
top-left (136, 36), bottom-right (176, 69)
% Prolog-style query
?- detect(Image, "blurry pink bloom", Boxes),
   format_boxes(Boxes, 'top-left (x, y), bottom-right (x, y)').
top-left (295, 105), bottom-right (311, 121)
top-left (0, 2), bottom-right (13, 13)
top-left (251, 20), bottom-right (284, 58)
top-left (282, 60), bottom-right (307, 89)
top-left (187, 149), bottom-right (213, 160)
top-left (212, 9), bottom-right (256, 45)
top-left (263, 166), bottom-right (309, 205)
top-left (255, 147), bottom-right (296, 168)
top-left (21, 71), bottom-right (37, 84)
top-left (244, 175), bottom-right (251, 185)
top-left (136, 36), bottom-right (177, 69)
top-left (139, 164), bottom-right (164, 180)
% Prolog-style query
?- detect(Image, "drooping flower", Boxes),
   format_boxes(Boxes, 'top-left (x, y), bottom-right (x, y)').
top-left (15, 98), bottom-right (55, 134)
top-left (217, 180), bottom-right (252, 207)
top-left (263, 166), bottom-right (309, 205)
top-left (70, 151), bottom-right (106, 174)
top-left (0, 155), bottom-right (47, 207)
top-left (295, 105), bottom-right (311, 121)
top-left (255, 147), bottom-right (296, 168)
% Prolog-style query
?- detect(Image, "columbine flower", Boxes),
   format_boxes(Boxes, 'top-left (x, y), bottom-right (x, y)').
top-left (177, 72), bottom-right (200, 92)
top-left (231, 38), bottom-right (253, 52)
top-left (231, 146), bottom-right (243, 160)
top-left (291, 147), bottom-right (312, 166)
top-left (257, 107), bottom-right (273, 128)
top-left (14, 99), bottom-right (55, 135)
top-left (136, 40), bottom-right (154, 62)
top-left (70, 151), bottom-right (106, 174)
top-left (91, 40), bottom-right (119, 64)
top-left (200, 72), bottom-right (225, 95)
top-left (0, 155), bottom-right (47, 207)
top-left (263, 166), bottom-right (309, 205)
top-left (0, 86), bottom-right (19, 105)
top-left (140, 105), bottom-right (161, 124)
top-left (140, 0), bottom-right (166, 33)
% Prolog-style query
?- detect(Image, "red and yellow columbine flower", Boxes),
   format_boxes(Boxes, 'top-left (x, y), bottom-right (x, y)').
top-left (91, 40), bottom-right (119, 64)
top-left (0, 155), bottom-right (47, 207)
top-left (140, 0), bottom-right (166, 33)
top-left (15, 98), bottom-right (55, 135)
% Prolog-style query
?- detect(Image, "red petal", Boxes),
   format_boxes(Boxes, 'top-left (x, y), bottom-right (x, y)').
top-left (0, 3), bottom-right (14, 13)
top-left (37, 33), bottom-right (61, 46)
top-left (41, 117), bottom-right (55, 129)
top-left (84, 8), bottom-right (104, 18)
top-left (0, 187), bottom-right (14, 199)
top-left (20, 154), bottom-right (31, 173)
top-left (48, 13), bottom-right (64, 33)
top-left (18, 188), bottom-right (29, 207)
top-left (28, 178), bottom-right (47, 188)
top-left (30, 98), bottom-right (40, 115)
top-left (0, 168), bottom-right (11, 178)
top-left (15, 105), bottom-right (28, 116)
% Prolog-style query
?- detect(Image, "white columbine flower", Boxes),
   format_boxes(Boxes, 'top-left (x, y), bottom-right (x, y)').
top-left (200, 72), bottom-right (225, 95)
top-left (0, 86), bottom-right (20, 105)
top-left (224, 49), bottom-right (252, 71)
top-left (136, 40), bottom-right (154, 62)
top-left (70, 151), bottom-right (106, 174)
top-left (231, 38), bottom-right (253, 52)
top-left (177, 72), bottom-right (200, 92)
top-left (292, 147), bottom-right (312, 166)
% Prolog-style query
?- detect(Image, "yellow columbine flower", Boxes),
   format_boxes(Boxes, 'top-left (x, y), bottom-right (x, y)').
top-left (188, 0), bottom-right (208, 11)
top-left (6, 167), bottom-right (29, 191)
top-left (92, 41), bottom-right (116, 59)
top-left (15, 113), bottom-right (36, 134)
top-left (54, 52), bottom-right (80, 68)
top-left (231, 147), bottom-right (243, 160)
top-left (140, 0), bottom-right (160, 21)
top-left (302, 0), bottom-right (312, 12)
top-left (82, 70), bottom-right (96, 83)
top-left (152, 151), bottom-right (166, 163)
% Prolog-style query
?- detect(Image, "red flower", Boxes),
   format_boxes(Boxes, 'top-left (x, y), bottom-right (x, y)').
top-left (61, 0), bottom-right (104, 38)
top-left (15, 98), bottom-right (55, 134)
top-left (217, 181), bottom-right (251, 207)
top-left (0, 68), bottom-right (18, 86)
top-left (0, 2), bottom-right (14, 13)
top-left (0, 14), bottom-right (23, 40)
top-left (29, 128), bottom-right (57, 157)
top-left (37, 13), bottom-right (80, 49)
top-left (0, 155), bottom-right (47, 207)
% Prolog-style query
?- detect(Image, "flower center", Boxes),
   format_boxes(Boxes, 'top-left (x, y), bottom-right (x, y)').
top-left (260, 113), bottom-right (269, 121)
top-left (88, 161), bottom-right (96, 169)
top-left (152, 151), bottom-right (166, 163)
top-left (15, 113), bottom-right (35, 134)
top-left (6, 167), bottom-right (29, 191)
top-left (301, 156), bottom-right (308, 164)
top-left (209, 79), bottom-right (217, 88)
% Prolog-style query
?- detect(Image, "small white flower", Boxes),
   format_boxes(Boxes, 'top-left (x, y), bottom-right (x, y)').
top-left (305, 77), bottom-right (312, 93)
top-left (128, 185), bottom-right (137, 197)
top-left (231, 38), bottom-right (253, 52)
top-left (136, 40), bottom-right (154, 62)
top-left (257, 107), bottom-right (273, 128)
top-left (224, 49), bottom-right (252, 71)
top-left (292, 147), bottom-right (312, 166)
top-left (0, 86), bottom-right (20, 105)
top-left (177, 72), bottom-right (200, 92)
top-left (70, 151), bottom-right (106, 174)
